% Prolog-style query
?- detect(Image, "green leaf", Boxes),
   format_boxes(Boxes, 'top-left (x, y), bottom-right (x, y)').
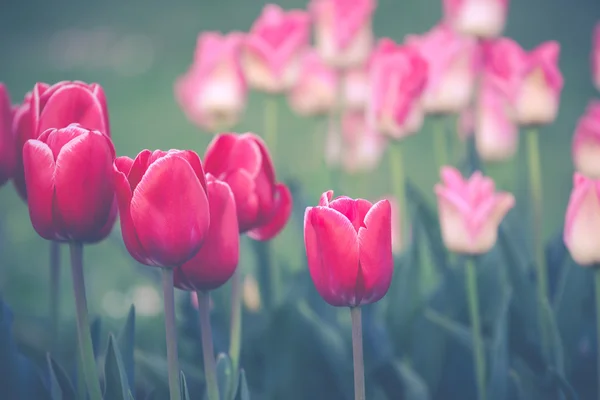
top-left (237, 369), bottom-right (250, 400)
top-left (91, 317), bottom-right (102, 360)
top-left (104, 334), bottom-right (130, 400)
top-left (423, 308), bottom-right (476, 350)
top-left (216, 353), bottom-right (234, 400)
top-left (539, 297), bottom-right (565, 375)
top-left (129, 390), bottom-right (135, 400)
top-left (393, 361), bottom-right (430, 400)
top-left (46, 354), bottom-right (76, 400)
top-left (508, 370), bottom-right (526, 400)
top-left (487, 288), bottom-right (512, 400)
top-left (118, 305), bottom-right (136, 389)
top-left (180, 371), bottom-right (190, 400)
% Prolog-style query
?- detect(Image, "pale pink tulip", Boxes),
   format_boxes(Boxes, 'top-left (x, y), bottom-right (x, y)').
top-left (175, 32), bottom-right (247, 132)
top-left (443, 0), bottom-right (509, 39)
top-left (406, 23), bottom-right (479, 114)
top-left (288, 50), bottom-right (338, 116)
top-left (242, 4), bottom-right (311, 93)
top-left (593, 23), bottom-right (600, 91)
top-left (564, 173), bottom-right (600, 266)
top-left (435, 166), bottom-right (515, 254)
top-left (310, 0), bottom-right (376, 68)
top-left (573, 100), bottom-right (600, 178)
top-left (343, 67), bottom-right (369, 110)
top-left (484, 38), bottom-right (563, 126)
top-left (340, 111), bottom-right (386, 173)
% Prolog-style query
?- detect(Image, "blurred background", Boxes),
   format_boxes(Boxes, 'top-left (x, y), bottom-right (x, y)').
top-left (0, 0), bottom-right (599, 398)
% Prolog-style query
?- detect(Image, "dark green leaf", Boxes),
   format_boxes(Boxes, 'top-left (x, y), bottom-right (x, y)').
top-left (91, 317), bottom-right (102, 360)
top-left (104, 334), bottom-right (130, 400)
top-left (548, 369), bottom-right (580, 400)
top-left (423, 308), bottom-right (475, 350)
top-left (118, 305), bottom-right (136, 388)
top-left (180, 371), bottom-right (191, 400)
top-left (46, 354), bottom-right (62, 400)
top-left (508, 370), bottom-right (526, 400)
top-left (539, 297), bottom-right (565, 375)
top-left (129, 390), bottom-right (135, 399)
top-left (393, 361), bottom-right (430, 400)
top-left (238, 369), bottom-right (250, 400)
top-left (487, 288), bottom-right (512, 400)
top-left (46, 354), bottom-right (76, 400)
top-left (215, 353), bottom-right (234, 400)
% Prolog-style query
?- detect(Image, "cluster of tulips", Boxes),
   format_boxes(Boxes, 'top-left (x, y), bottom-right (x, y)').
top-left (2, 0), bottom-right (600, 399)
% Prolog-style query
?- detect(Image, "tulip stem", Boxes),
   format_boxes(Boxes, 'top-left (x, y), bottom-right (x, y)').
top-left (69, 242), bottom-right (102, 400)
top-left (595, 268), bottom-right (600, 400)
top-left (350, 306), bottom-right (366, 400)
top-left (50, 241), bottom-right (61, 347)
top-left (433, 115), bottom-right (449, 169)
top-left (264, 96), bottom-right (278, 160)
top-left (229, 269), bottom-right (242, 383)
top-left (465, 257), bottom-right (486, 400)
top-left (161, 268), bottom-right (181, 400)
top-left (197, 291), bottom-right (220, 400)
top-left (388, 140), bottom-right (408, 249)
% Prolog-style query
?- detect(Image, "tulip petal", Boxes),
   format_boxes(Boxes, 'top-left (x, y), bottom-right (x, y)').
top-left (329, 197), bottom-right (373, 232)
top-left (246, 134), bottom-right (276, 183)
top-left (171, 150), bottom-right (208, 193)
top-left (131, 154), bottom-right (210, 267)
top-left (247, 183), bottom-right (292, 240)
top-left (204, 134), bottom-right (239, 177)
top-left (22, 140), bottom-right (57, 240)
top-left (115, 157), bottom-right (134, 176)
top-left (304, 206), bottom-right (360, 306)
top-left (357, 199), bottom-right (393, 305)
top-left (224, 169), bottom-right (259, 232)
top-left (86, 196), bottom-right (118, 243)
top-left (127, 149), bottom-right (152, 191)
top-left (318, 190), bottom-right (334, 206)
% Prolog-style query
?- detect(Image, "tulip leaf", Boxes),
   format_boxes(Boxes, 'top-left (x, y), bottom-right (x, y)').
top-left (508, 370), bottom-right (526, 400)
top-left (46, 354), bottom-right (63, 400)
top-left (237, 369), bottom-right (250, 400)
top-left (487, 288), bottom-right (512, 400)
top-left (539, 297), bottom-right (565, 375)
top-left (396, 360), bottom-right (431, 400)
top-left (423, 308), bottom-right (477, 351)
top-left (118, 305), bottom-right (136, 389)
top-left (104, 333), bottom-right (130, 400)
top-left (545, 228), bottom-right (569, 300)
top-left (46, 354), bottom-right (76, 400)
top-left (91, 317), bottom-right (102, 360)
top-left (215, 352), bottom-right (234, 400)
top-left (180, 371), bottom-right (191, 400)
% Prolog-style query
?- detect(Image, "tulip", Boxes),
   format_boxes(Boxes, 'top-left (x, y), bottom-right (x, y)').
top-left (457, 107), bottom-right (474, 140)
top-left (406, 24), bottom-right (479, 114)
top-left (573, 101), bottom-right (600, 178)
top-left (12, 81), bottom-right (110, 200)
top-left (22, 124), bottom-right (116, 243)
top-left (367, 39), bottom-right (428, 139)
top-left (175, 32), bottom-right (247, 133)
top-left (310, 0), bottom-right (376, 68)
top-left (113, 149), bottom-right (210, 267)
top-left (173, 175), bottom-right (239, 291)
top-left (443, 0), bottom-right (509, 39)
top-left (288, 50), bottom-right (338, 117)
top-left (203, 133), bottom-right (292, 240)
top-left (340, 111), bottom-right (386, 174)
top-left (435, 166), bottom-right (515, 254)
top-left (377, 195), bottom-right (402, 254)
top-left (0, 84), bottom-right (15, 186)
top-left (343, 67), bottom-right (368, 111)
top-left (242, 4), bottom-right (310, 93)
top-left (304, 190), bottom-right (393, 307)
top-left (593, 23), bottom-right (600, 91)
top-left (564, 173), bottom-right (600, 265)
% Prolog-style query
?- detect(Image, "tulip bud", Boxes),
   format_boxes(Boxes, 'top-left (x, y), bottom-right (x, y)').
top-left (242, 4), bottom-right (310, 93)
top-left (0, 84), bottom-right (15, 186)
top-left (564, 173), bottom-right (600, 266)
top-left (406, 24), bottom-right (479, 115)
top-left (204, 133), bottom-right (292, 240)
top-left (174, 175), bottom-right (239, 291)
top-left (340, 111), bottom-right (386, 174)
top-left (443, 0), bottom-right (509, 39)
top-left (572, 101), bottom-right (600, 178)
top-left (288, 51), bottom-right (338, 117)
top-left (13, 81), bottom-right (110, 200)
top-left (23, 124), bottom-right (117, 243)
top-left (593, 23), bottom-right (600, 91)
top-left (175, 32), bottom-right (247, 133)
top-left (435, 166), bottom-right (515, 255)
top-left (113, 149), bottom-right (210, 267)
top-left (304, 191), bottom-right (393, 307)
top-left (310, 0), bottom-right (376, 68)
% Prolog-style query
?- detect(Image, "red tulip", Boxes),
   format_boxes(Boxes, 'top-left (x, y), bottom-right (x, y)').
top-left (12, 81), bottom-right (110, 200)
top-left (304, 190), bottom-right (393, 307)
top-left (22, 124), bottom-right (116, 243)
top-left (114, 149), bottom-right (210, 267)
top-left (174, 175), bottom-right (239, 291)
top-left (203, 133), bottom-right (292, 240)
top-left (0, 84), bottom-right (15, 186)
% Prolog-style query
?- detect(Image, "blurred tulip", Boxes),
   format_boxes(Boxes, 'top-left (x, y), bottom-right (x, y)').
top-left (175, 32), bottom-right (247, 132)
top-left (485, 39), bottom-right (563, 126)
top-left (304, 191), bottom-right (393, 306)
top-left (23, 124), bottom-right (116, 243)
top-left (573, 100), bottom-right (600, 178)
top-left (443, 0), bottom-right (509, 39)
top-left (288, 50), bottom-right (338, 116)
top-left (435, 166), bottom-right (515, 254)
top-left (242, 274), bottom-right (262, 312)
top-left (564, 173), bottom-right (600, 265)
top-left (340, 111), bottom-right (386, 173)
top-left (367, 39), bottom-right (428, 138)
top-left (593, 23), bottom-right (600, 91)
top-left (174, 175), bottom-right (239, 291)
top-left (204, 133), bottom-right (292, 240)
top-left (242, 4), bottom-right (310, 93)
top-left (0, 84), bottom-right (15, 186)
top-left (113, 149), bottom-right (210, 267)
top-left (343, 67), bottom-right (368, 110)
top-left (12, 81), bottom-right (110, 200)
top-left (310, 0), bottom-right (376, 68)
top-left (406, 24), bottom-right (479, 114)
top-left (457, 107), bottom-right (474, 140)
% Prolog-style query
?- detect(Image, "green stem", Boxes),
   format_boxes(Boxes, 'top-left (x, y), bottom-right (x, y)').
top-left (465, 257), bottom-right (486, 400)
top-left (161, 268), bottom-right (181, 400)
top-left (69, 242), bottom-right (102, 400)
top-left (433, 116), bottom-right (448, 169)
top-left (197, 291), bottom-right (220, 400)
top-left (254, 240), bottom-right (278, 310)
top-left (595, 268), bottom-right (600, 400)
top-left (264, 96), bottom-right (278, 159)
top-left (388, 140), bottom-right (408, 248)
top-left (350, 307), bottom-right (365, 400)
top-left (50, 241), bottom-right (60, 347)
top-left (228, 269), bottom-right (242, 380)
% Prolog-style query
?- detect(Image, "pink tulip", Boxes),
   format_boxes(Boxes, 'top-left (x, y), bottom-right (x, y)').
top-left (593, 23), bottom-right (600, 91)
top-left (0, 84), bottom-right (15, 187)
top-left (435, 166), bottom-right (515, 254)
top-left (406, 24), bottom-right (479, 114)
top-left (310, 0), bottom-right (376, 68)
top-left (175, 32), bottom-right (247, 133)
top-left (343, 67), bottom-right (369, 110)
top-left (443, 0), bottom-right (509, 39)
top-left (377, 195), bottom-right (402, 254)
top-left (573, 100), bottom-right (600, 178)
top-left (288, 50), bottom-right (338, 116)
top-left (484, 38), bottom-right (563, 126)
top-left (564, 173), bottom-right (600, 266)
top-left (367, 38), bottom-right (429, 139)
top-left (242, 4), bottom-right (310, 93)
top-left (340, 112), bottom-right (386, 173)
top-left (457, 107), bottom-right (474, 140)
